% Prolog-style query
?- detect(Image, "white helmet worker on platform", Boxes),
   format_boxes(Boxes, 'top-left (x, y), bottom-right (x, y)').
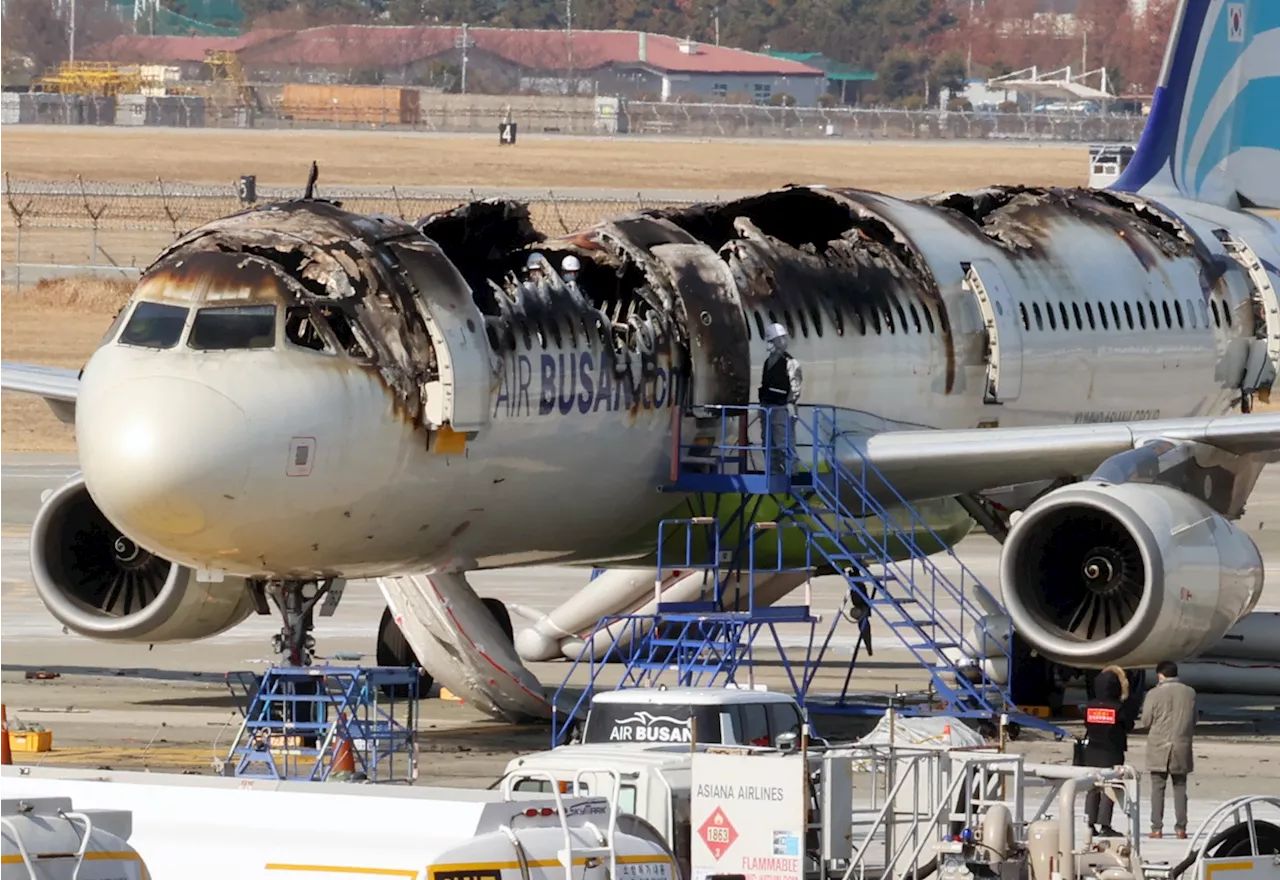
top-left (561, 254), bottom-right (581, 283)
top-left (758, 321), bottom-right (803, 474)
top-left (764, 321), bottom-right (788, 353)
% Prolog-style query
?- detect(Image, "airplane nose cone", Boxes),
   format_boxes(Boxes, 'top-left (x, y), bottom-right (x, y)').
top-left (77, 377), bottom-right (251, 544)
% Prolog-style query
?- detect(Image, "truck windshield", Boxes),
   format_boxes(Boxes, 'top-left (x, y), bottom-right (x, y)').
top-left (582, 703), bottom-right (722, 745)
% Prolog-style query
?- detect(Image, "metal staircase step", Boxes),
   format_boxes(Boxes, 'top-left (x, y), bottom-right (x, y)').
top-left (887, 619), bottom-right (946, 629)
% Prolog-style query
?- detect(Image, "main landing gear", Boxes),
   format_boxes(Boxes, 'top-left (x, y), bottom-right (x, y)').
top-left (253, 578), bottom-right (518, 705)
top-left (374, 595), bottom-right (515, 699)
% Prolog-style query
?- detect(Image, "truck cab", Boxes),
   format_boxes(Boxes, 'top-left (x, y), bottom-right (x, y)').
top-left (577, 686), bottom-right (808, 747)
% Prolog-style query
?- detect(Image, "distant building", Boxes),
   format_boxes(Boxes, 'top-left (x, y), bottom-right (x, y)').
top-left (86, 26), bottom-right (827, 105)
top-left (764, 51), bottom-right (877, 105)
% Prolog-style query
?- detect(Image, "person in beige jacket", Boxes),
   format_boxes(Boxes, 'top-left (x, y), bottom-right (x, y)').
top-left (1139, 660), bottom-right (1198, 838)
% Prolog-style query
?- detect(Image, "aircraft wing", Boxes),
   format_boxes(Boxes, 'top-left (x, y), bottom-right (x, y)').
top-left (0, 362), bottom-right (80, 424)
top-left (842, 411), bottom-right (1280, 503)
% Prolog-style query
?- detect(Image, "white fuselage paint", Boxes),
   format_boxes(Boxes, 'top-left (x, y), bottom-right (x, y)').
top-left (73, 192), bottom-right (1280, 581)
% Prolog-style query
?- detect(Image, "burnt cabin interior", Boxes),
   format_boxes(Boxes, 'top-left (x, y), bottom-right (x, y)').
top-left (416, 188), bottom-right (954, 374)
top-left (656, 187), bottom-right (948, 341)
top-left (417, 199), bottom-right (670, 378)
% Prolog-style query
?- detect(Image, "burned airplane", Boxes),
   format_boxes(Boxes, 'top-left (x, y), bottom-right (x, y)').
top-left (7, 0), bottom-right (1280, 718)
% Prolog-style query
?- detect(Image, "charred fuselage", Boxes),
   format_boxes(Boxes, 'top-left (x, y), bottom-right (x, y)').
top-left (37, 184), bottom-right (1265, 660)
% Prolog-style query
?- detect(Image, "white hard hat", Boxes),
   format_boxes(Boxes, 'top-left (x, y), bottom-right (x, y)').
top-left (561, 254), bottom-right (581, 273)
top-left (765, 322), bottom-right (788, 341)
top-left (525, 252), bottom-right (545, 270)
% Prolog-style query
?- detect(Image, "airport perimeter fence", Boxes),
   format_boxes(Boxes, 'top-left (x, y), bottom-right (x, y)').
top-left (2, 91), bottom-right (1149, 142)
top-left (1, 176), bottom-right (698, 287)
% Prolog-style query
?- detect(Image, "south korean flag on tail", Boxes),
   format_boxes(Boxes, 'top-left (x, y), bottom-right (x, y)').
top-left (1227, 2), bottom-right (1245, 42)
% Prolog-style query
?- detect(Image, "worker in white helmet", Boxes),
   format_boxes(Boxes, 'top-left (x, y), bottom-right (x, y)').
top-left (520, 251), bottom-right (550, 299)
top-left (560, 254), bottom-right (587, 306)
top-left (758, 322), bottom-right (803, 474)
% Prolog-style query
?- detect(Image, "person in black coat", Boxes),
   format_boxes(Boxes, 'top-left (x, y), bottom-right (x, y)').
top-left (1083, 666), bottom-right (1136, 836)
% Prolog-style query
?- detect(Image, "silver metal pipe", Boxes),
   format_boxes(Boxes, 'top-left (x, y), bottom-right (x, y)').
top-left (1055, 768), bottom-right (1131, 880)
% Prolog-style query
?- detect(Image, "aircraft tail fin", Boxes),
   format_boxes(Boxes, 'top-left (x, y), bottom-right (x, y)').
top-left (1113, 0), bottom-right (1280, 210)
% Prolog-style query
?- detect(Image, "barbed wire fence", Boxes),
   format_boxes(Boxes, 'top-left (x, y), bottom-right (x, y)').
top-left (2, 175), bottom-right (699, 290)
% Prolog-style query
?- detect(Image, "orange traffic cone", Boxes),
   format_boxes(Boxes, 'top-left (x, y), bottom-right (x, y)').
top-left (330, 735), bottom-right (355, 777)
top-left (2, 705), bottom-right (12, 766)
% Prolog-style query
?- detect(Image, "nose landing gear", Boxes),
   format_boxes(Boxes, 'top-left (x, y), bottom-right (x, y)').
top-left (253, 579), bottom-right (345, 666)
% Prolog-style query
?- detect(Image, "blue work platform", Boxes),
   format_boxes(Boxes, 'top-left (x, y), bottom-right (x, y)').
top-left (223, 665), bottom-right (420, 783)
top-left (552, 404), bottom-right (1067, 745)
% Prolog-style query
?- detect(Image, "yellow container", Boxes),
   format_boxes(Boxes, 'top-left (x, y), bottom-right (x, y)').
top-left (9, 730), bottom-right (53, 753)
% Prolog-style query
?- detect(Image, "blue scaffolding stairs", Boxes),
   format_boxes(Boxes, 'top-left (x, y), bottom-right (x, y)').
top-left (550, 405), bottom-right (1066, 745)
top-left (223, 665), bottom-right (420, 783)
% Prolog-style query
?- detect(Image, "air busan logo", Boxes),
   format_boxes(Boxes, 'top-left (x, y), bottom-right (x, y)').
top-left (1227, 3), bottom-right (1244, 42)
top-left (608, 711), bottom-right (694, 743)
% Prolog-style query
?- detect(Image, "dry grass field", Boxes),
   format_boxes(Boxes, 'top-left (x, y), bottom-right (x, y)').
top-left (1, 128), bottom-right (1090, 192)
top-left (2, 278), bottom-right (130, 452)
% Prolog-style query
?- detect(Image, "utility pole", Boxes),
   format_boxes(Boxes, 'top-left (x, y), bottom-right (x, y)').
top-left (69, 0), bottom-right (77, 63)
top-left (565, 0), bottom-right (574, 95)
top-left (456, 23), bottom-right (475, 94)
top-left (713, 5), bottom-right (720, 46)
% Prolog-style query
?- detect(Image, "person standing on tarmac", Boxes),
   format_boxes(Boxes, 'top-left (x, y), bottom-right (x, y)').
top-left (758, 322), bottom-right (803, 474)
top-left (1082, 665), bottom-right (1136, 837)
top-left (1140, 659), bottom-right (1197, 839)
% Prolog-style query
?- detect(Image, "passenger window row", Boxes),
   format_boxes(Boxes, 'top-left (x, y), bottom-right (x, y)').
top-left (1016, 295), bottom-right (1232, 333)
top-left (748, 295), bottom-right (939, 341)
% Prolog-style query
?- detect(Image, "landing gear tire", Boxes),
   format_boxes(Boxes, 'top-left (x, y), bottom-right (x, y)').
top-left (376, 607), bottom-right (435, 700)
top-left (482, 597), bottom-right (514, 645)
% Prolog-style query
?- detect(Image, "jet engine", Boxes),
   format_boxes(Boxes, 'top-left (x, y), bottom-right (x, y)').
top-left (29, 473), bottom-right (258, 642)
top-left (1001, 481), bottom-right (1263, 669)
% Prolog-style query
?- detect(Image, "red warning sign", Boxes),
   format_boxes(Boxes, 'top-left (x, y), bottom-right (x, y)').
top-left (1085, 706), bottom-right (1117, 725)
top-left (697, 805), bottom-right (740, 860)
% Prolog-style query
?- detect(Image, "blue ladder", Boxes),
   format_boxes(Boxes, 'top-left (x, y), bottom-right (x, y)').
top-left (223, 665), bottom-right (420, 782)
top-left (549, 509), bottom-right (834, 746)
top-left (552, 405), bottom-right (1066, 743)
top-left (695, 405), bottom-right (1060, 733)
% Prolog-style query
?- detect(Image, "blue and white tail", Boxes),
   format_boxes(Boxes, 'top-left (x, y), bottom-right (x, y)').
top-left (1113, 0), bottom-right (1280, 210)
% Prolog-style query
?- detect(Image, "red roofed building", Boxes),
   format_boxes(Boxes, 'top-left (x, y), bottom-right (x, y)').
top-left (87, 25), bottom-right (827, 105)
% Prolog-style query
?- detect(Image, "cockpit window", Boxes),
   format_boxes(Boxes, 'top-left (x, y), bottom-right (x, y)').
top-left (317, 305), bottom-right (371, 360)
top-left (285, 306), bottom-right (329, 352)
top-left (188, 304), bottom-right (277, 351)
top-left (119, 301), bottom-right (189, 350)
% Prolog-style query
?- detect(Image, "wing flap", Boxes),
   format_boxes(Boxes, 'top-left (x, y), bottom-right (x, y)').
top-left (836, 412), bottom-right (1280, 503)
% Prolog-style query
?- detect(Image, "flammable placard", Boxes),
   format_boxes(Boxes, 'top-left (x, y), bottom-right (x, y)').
top-left (690, 751), bottom-right (805, 880)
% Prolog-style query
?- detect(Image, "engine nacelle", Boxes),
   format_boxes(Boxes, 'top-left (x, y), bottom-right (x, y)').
top-left (29, 473), bottom-right (258, 643)
top-left (1001, 481), bottom-right (1264, 669)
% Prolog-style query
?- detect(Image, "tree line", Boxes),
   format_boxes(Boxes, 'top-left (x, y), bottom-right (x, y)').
top-left (3, 0), bottom-right (1177, 104)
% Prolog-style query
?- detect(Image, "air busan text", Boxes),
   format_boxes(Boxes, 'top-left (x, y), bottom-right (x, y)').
top-left (493, 352), bottom-right (683, 418)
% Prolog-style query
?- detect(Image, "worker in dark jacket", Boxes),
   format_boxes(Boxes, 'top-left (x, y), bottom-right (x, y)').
top-left (758, 322), bottom-right (803, 474)
top-left (1083, 665), bottom-right (1135, 836)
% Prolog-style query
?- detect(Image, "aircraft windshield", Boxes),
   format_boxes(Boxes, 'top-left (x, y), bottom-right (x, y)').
top-left (188, 304), bottom-right (277, 351)
top-left (118, 301), bottom-right (189, 350)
